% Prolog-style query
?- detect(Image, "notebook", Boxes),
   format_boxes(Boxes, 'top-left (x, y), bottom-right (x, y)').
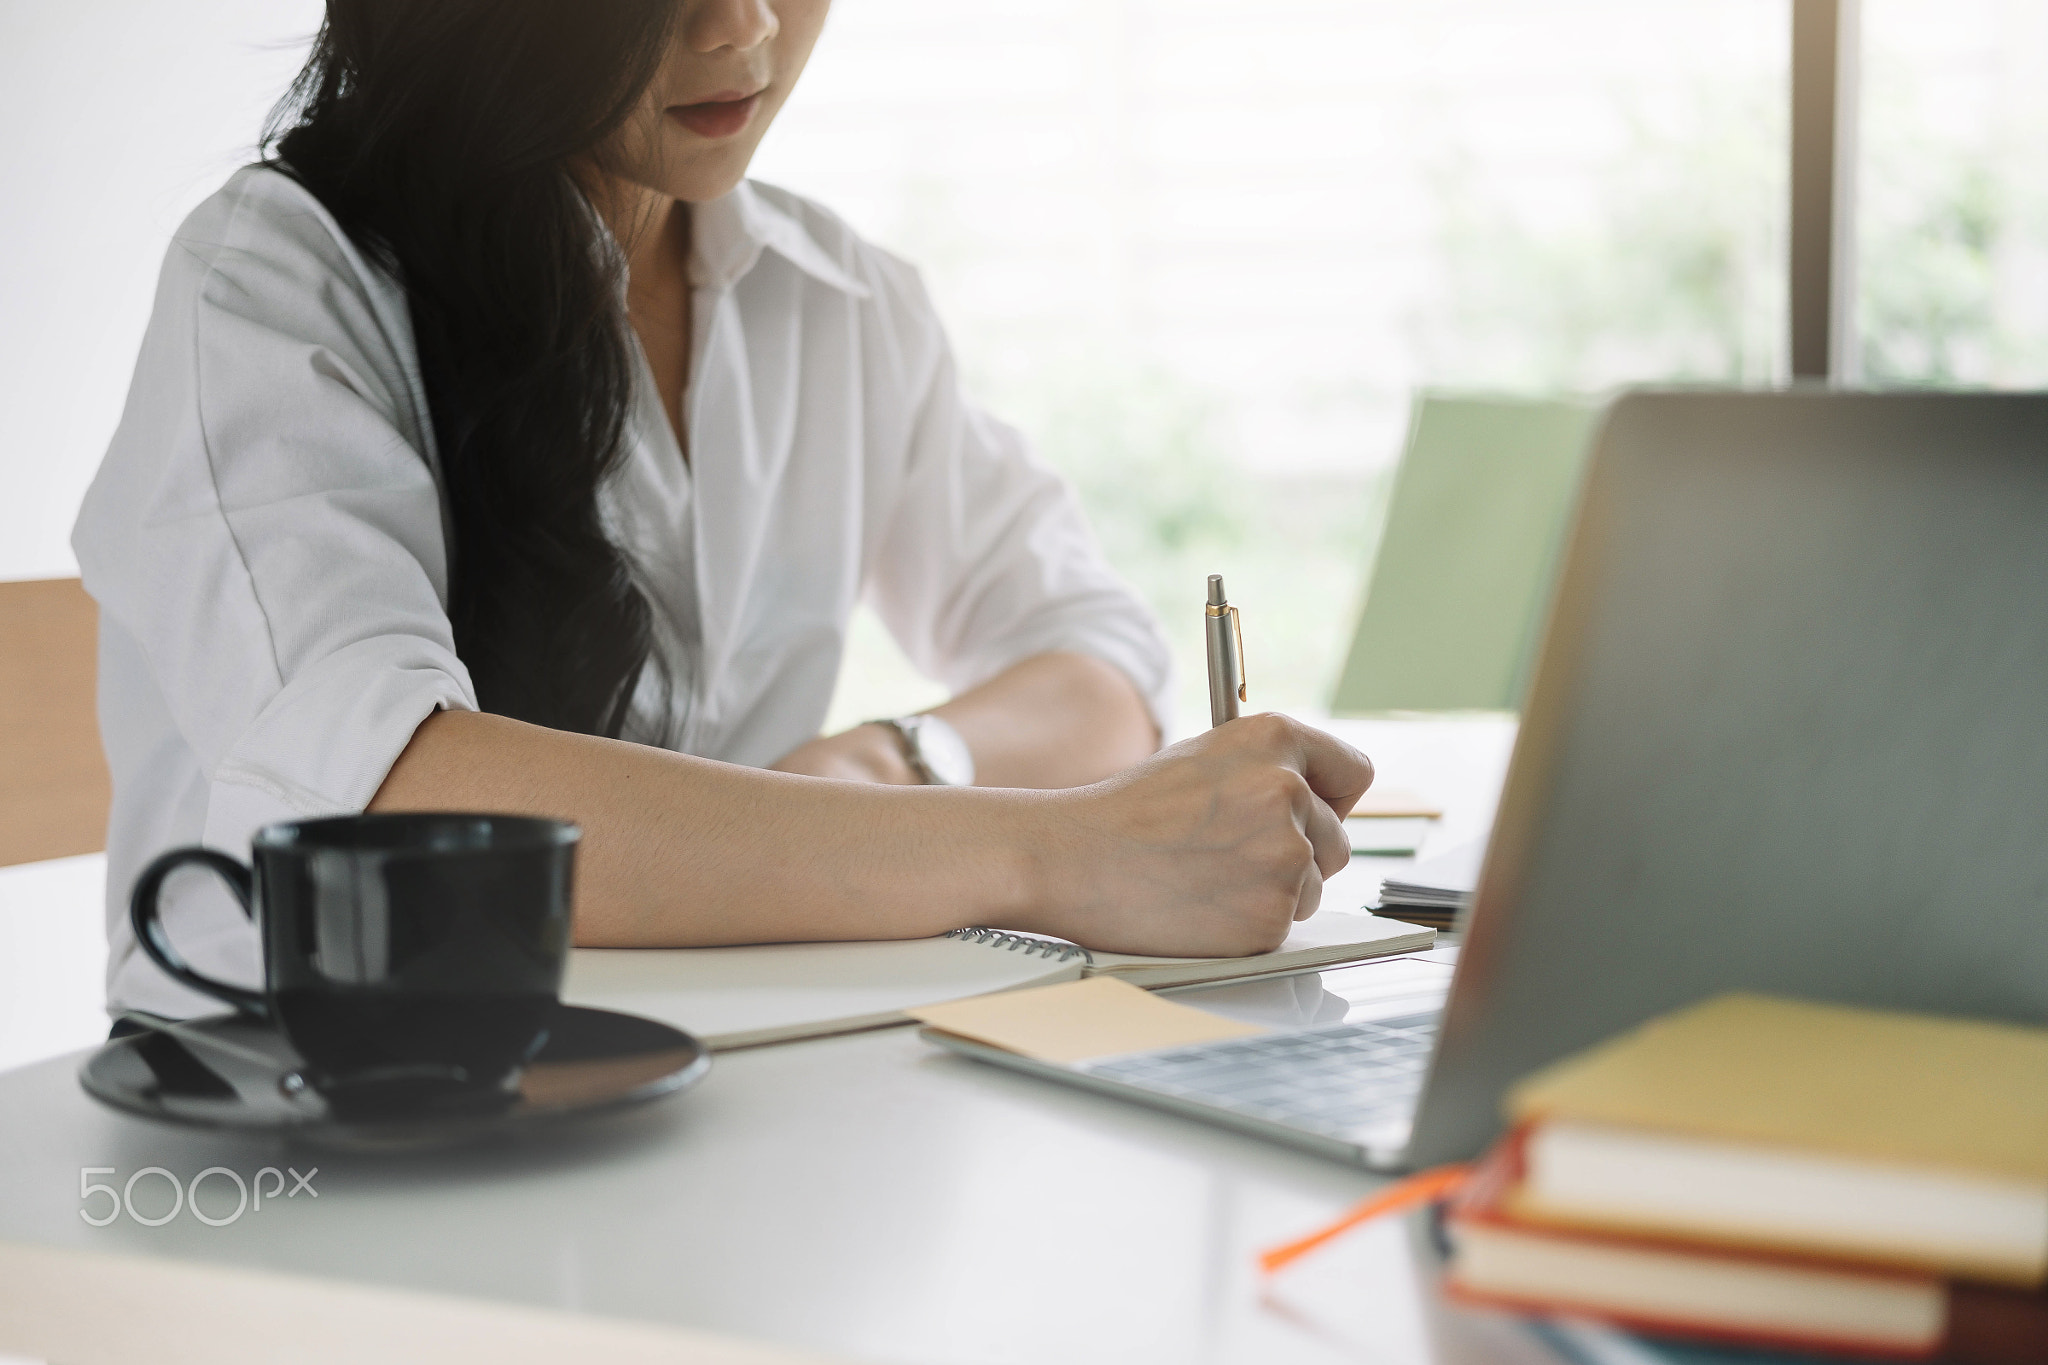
top-left (561, 912), bottom-right (1433, 1051)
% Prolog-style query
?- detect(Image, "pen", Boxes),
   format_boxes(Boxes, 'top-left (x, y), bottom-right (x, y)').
top-left (1205, 573), bottom-right (1247, 727)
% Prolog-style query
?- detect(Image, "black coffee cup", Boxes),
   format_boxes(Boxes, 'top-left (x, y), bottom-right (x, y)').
top-left (131, 813), bottom-right (578, 1117)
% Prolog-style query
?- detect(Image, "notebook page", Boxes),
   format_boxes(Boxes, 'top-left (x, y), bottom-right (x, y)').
top-left (1084, 911), bottom-right (1434, 987)
top-left (563, 935), bottom-right (1085, 1051)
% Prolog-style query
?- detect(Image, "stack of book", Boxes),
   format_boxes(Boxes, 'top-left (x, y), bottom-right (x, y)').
top-left (1442, 994), bottom-right (2048, 1362)
top-left (1373, 838), bottom-right (1481, 930)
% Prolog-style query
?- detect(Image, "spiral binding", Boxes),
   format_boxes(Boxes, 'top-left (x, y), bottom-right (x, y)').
top-left (944, 927), bottom-right (1094, 965)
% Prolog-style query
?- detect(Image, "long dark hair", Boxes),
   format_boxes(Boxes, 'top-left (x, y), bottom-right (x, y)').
top-left (264, 2), bottom-right (677, 737)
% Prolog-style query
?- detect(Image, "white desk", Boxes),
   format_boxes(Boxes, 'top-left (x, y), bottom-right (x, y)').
top-left (0, 718), bottom-right (1541, 1365)
top-left (0, 853), bottom-right (110, 1075)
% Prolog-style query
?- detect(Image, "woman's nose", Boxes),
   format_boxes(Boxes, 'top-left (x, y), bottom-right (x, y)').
top-left (685, 0), bottom-right (780, 54)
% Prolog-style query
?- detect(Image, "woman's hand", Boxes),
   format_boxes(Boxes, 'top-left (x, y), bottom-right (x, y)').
top-left (1025, 714), bottom-right (1372, 959)
top-left (769, 725), bottom-right (918, 784)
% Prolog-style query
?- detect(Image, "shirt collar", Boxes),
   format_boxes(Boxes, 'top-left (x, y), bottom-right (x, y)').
top-left (690, 181), bottom-right (871, 299)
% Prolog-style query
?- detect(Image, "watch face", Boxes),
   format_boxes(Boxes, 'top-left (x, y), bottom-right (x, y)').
top-left (913, 715), bottom-right (976, 787)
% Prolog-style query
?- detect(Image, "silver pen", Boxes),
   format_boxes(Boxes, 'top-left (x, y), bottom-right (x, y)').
top-left (1205, 573), bottom-right (1247, 727)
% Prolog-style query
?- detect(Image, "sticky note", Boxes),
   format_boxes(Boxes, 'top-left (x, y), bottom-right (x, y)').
top-left (910, 975), bottom-right (1267, 1064)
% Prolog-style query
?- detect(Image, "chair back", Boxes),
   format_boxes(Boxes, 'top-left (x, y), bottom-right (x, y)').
top-left (0, 577), bottom-right (110, 867)
top-left (1330, 394), bottom-right (1602, 714)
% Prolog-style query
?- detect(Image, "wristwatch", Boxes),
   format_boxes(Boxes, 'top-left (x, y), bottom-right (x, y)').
top-left (870, 714), bottom-right (975, 787)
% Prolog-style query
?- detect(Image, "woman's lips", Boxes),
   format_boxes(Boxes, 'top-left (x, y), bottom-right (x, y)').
top-left (667, 93), bottom-right (762, 140)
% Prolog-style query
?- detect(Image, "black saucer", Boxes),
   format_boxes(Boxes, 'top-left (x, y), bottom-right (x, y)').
top-left (79, 1003), bottom-right (710, 1150)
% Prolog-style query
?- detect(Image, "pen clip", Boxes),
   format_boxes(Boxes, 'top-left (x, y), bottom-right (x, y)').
top-left (1230, 605), bottom-right (1247, 703)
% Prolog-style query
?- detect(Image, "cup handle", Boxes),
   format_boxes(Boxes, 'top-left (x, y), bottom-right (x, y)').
top-left (129, 847), bottom-right (269, 1018)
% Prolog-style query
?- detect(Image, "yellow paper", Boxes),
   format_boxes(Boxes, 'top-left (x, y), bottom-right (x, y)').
top-left (1509, 993), bottom-right (2048, 1181)
top-left (909, 976), bottom-right (1266, 1064)
top-left (1348, 787), bottom-right (1444, 819)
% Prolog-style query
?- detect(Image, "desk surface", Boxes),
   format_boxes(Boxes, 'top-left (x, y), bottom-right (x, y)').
top-left (0, 718), bottom-right (1544, 1365)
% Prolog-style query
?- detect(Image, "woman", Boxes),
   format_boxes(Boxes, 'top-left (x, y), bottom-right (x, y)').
top-left (75, 0), bottom-right (1371, 1020)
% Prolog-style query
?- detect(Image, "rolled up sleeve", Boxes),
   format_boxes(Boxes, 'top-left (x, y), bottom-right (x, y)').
top-left (862, 266), bottom-right (1174, 735)
top-left (76, 173), bottom-right (475, 870)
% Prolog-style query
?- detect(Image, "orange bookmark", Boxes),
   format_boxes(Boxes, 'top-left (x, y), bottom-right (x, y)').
top-left (1257, 1163), bottom-right (1471, 1275)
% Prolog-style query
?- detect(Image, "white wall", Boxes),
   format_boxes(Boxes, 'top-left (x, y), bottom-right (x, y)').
top-left (0, 1), bottom-right (322, 581)
top-left (0, 3), bottom-right (319, 1079)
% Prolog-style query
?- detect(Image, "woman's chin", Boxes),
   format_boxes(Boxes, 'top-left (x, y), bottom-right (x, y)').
top-left (636, 139), bottom-right (762, 205)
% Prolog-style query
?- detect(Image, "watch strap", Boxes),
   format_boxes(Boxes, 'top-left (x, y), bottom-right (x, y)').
top-left (873, 717), bottom-right (940, 785)
top-left (868, 715), bottom-right (973, 787)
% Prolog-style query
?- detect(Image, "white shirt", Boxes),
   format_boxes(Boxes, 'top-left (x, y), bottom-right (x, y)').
top-left (74, 166), bottom-right (1171, 1018)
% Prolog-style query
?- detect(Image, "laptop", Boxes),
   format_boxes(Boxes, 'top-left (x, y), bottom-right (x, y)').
top-left (927, 390), bottom-right (2048, 1170)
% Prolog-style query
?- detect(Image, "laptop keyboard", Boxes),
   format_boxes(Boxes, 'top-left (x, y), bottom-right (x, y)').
top-left (1074, 1012), bottom-right (1439, 1144)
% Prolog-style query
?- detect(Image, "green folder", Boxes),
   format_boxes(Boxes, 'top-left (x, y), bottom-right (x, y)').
top-left (1330, 394), bottom-right (1604, 715)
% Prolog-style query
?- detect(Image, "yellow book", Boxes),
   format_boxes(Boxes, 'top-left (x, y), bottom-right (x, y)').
top-left (1504, 993), bottom-right (2048, 1286)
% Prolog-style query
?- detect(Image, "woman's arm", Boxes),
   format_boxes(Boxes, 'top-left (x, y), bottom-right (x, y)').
top-left (768, 650), bottom-right (1158, 788)
top-left (370, 708), bottom-right (1369, 957)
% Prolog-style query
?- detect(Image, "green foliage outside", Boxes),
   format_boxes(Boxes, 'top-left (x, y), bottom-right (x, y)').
top-left (822, 356), bottom-right (1383, 737)
top-left (1024, 364), bottom-right (1385, 734)
top-left (1415, 85), bottom-right (1787, 393)
top-left (1856, 52), bottom-right (2048, 388)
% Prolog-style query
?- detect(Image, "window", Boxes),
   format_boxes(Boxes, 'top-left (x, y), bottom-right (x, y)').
top-left (1856, 0), bottom-right (2048, 385)
top-left (755, 1), bottom-right (1789, 731)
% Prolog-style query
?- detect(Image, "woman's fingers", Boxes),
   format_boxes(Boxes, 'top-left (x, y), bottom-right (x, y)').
top-left (1289, 723), bottom-right (1375, 819)
top-left (1301, 787), bottom-right (1351, 881)
top-left (1232, 713), bottom-right (1375, 818)
top-left (1292, 861), bottom-right (1325, 922)
top-left (1288, 766), bottom-right (1350, 921)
